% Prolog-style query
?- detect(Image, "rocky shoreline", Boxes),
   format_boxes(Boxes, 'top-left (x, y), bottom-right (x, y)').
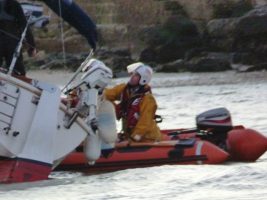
top-left (24, 1), bottom-right (267, 75)
top-left (27, 69), bottom-right (267, 87)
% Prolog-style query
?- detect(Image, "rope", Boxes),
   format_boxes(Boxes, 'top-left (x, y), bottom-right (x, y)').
top-left (58, 0), bottom-right (66, 68)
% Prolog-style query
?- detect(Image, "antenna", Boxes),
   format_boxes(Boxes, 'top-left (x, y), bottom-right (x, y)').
top-left (61, 49), bottom-right (94, 93)
top-left (58, 0), bottom-right (66, 68)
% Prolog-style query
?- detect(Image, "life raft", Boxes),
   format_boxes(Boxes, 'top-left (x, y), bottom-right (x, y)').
top-left (165, 108), bottom-right (267, 162)
top-left (163, 126), bottom-right (267, 162)
top-left (56, 137), bottom-right (229, 172)
top-left (56, 126), bottom-right (267, 173)
top-left (57, 107), bottom-right (267, 173)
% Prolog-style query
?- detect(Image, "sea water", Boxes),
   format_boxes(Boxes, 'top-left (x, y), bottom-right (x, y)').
top-left (0, 71), bottom-right (266, 200)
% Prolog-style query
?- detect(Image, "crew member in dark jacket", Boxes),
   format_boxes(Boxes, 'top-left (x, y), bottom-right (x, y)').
top-left (0, 0), bottom-right (36, 75)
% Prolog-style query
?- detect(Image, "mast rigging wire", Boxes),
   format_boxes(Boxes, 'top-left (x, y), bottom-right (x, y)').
top-left (58, 0), bottom-right (66, 68)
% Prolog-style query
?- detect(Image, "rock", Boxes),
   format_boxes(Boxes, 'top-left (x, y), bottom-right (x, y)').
top-left (212, 1), bottom-right (253, 18)
top-left (206, 18), bottom-right (238, 38)
top-left (231, 64), bottom-right (254, 72)
top-left (232, 5), bottom-right (267, 64)
top-left (232, 62), bottom-right (267, 72)
top-left (236, 5), bottom-right (267, 37)
top-left (139, 47), bottom-right (157, 63)
top-left (252, 62), bottom-right (267, 71)
top-left (204, 5), bottom-right (267, 65)
top-left (157, 59), bottom-right (186, 72)
top-left (30, 1), bottom-right (266, 73)
top-left (25, 52), bottom-right (87, 71)
top-left (96, 48), bottom-right (131, 59)
top-left (139, 15), bottom-right (201, 63)
top-left (163, 1), bottom-right (187, 16)
top-left (105, 56), bottom-right (134, 72)
top-left (97, 24), bottom-right (129, 46)
top-left (232, 52), bottom-right (259, 65)
top-left (139, 26), bottom-right (165, 48)
top-left (186, 55), bottom-right (231, 72)
top-left (205, 18), bottom-right (239, 51)
top-left (95, 47), bottom-right (135, 72)
top-left (184, 48), bottom-right (208, 61)
top-left (35, 50), bottom-right (47, 61)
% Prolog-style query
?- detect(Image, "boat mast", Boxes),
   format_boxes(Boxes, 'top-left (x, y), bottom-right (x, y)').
top-left (8, 14), bottom-right (32, 75)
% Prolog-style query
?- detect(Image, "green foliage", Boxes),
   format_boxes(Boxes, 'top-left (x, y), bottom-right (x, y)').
top-left (164, 1), bottom-right (187, 16)
top-left (162, 16), bottom-right (199, 38)
top-left (140, 15), bottom-right (200, 48)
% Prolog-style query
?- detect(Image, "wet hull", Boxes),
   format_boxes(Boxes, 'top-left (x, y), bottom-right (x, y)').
top-left (162, 126), bottom-right (267, 162)
top-left (57, 139), bottom-right (229, 173)
top-left (57, 126), bottom-right (267, 173)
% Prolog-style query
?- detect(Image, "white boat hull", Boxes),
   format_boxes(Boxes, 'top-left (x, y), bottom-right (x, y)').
top-left (0, 74), bottom-right (89, 182)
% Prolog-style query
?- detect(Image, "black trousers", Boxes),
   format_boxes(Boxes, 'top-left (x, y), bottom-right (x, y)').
top-left (0, 36), bottom-right (26, 75)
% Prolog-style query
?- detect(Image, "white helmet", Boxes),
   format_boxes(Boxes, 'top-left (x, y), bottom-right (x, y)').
top-left (127, 62), bottom-right (153, 85)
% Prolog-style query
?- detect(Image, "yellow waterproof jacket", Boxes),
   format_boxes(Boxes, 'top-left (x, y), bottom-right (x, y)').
top-left (104, 83), bottom-right (162, 142)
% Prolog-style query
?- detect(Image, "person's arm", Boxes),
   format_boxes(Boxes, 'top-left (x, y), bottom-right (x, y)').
top-left (131, 94), bottom-right (157, 140)
top-left (104, 83), bottom-right (126, 102)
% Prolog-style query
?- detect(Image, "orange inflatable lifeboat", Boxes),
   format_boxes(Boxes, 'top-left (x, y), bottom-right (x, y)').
top-left (227, 128), bottom-right (267, 161)
top-left (57, 138), bottom-right (229, 172)
top-left (57, 108), bottom-right (267, 173)
top-left (164, 108), bottom-right (267, 162)
top-left (163, 127), bottom-right (267, 162)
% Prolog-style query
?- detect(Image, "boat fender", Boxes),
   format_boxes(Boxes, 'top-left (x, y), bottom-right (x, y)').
top-left (97, 100), bottom-right (117, 143)
top-left (101, 142), bottom-right (115, 158)
top-left (227, 128), bottom-right (267, 162)
top-left (84, 133), bottom-right (101, 163)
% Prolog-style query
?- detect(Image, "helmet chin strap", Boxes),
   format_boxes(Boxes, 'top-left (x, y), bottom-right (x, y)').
top-left (127, 83), bottom-right (144, 94)
top-left (127, 82), bottom-right (139, 88)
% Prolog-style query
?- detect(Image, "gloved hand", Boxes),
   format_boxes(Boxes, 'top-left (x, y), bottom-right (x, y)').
top-left (90, 118), bottom-right (98, 132)
top-left (28, 47), bottom-right (37, 57)
top-left (131, 134), bottom-right (142, 142)
top-left (117, 132), bottom-right (126, 142)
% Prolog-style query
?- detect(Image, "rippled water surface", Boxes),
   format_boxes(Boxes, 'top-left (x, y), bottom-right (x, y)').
top-left (0, 71), bottom-right (266, 200)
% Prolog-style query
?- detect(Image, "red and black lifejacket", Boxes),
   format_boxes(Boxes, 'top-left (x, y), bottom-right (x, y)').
top-left (116, 84), bottom-right (151, 132)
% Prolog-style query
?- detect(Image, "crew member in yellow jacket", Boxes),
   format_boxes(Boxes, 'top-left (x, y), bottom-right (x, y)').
top-left (105, 62), bottom-right (162, 142)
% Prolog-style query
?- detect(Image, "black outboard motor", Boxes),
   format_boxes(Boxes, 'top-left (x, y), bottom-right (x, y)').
top-left (196, 107), bottom-right (233, 150)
